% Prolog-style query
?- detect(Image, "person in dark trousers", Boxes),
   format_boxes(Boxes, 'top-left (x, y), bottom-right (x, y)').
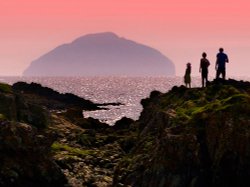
top-left (215, 48), bottom-right (229, 80)
top-left (184, 63), bottom-right (191, 88)
top-left (200, 52), bottom-right (210, 87)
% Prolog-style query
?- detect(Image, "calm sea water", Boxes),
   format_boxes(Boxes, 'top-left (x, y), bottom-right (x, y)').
top-left (1, 76), bottom-right (249, 125)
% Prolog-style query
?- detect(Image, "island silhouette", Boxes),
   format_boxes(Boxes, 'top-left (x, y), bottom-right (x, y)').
top-left (23, 32), bottom-right (175, 76)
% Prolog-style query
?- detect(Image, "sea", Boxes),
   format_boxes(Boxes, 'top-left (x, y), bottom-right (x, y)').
top-left (1, 76), bottom-right (249, 125)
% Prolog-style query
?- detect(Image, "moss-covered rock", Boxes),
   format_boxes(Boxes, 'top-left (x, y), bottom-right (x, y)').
top-left (113, 79), bottom-right (250, 187)
top-left (0, 82), bottom-right (13, 93)
top-left (0, 92), bottom-right (17, 120)
top-left (51, 142), bottom-right (94, 157)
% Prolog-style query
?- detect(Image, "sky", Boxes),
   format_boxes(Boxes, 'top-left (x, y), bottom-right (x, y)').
top-left (0, 0), bottom-right (249, 77)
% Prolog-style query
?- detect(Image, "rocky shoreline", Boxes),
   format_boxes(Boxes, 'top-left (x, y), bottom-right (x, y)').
top-left (0, 81), bottom-right (135, 187)
top-left (114, 79), bottom-right (250, 187)
top-left (0, 79), bottom-right (249, 187)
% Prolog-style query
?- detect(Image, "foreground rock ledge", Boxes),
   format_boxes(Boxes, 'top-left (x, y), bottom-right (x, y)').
top-left (113, 79), bottom-right (250, 187)
top-left (0, 79), bottom-right (250, 187)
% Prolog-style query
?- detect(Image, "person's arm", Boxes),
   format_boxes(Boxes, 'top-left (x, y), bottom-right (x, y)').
top-left (199, 60), bottom-right (202, 72)
top-left (215, 56), bottom-right (218, 70)
top-left (226, 54), bottom-right (229, 63)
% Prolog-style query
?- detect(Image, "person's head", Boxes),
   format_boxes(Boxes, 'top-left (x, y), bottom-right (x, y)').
top-left (219, 48), bottom-right (224, 52)
top-left (202, 52), bottom-right (207, 58)
top-left (187, 62), bottom-right (191, 68)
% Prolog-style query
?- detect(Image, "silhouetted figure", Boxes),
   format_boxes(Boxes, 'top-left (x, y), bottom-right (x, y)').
top-left (215, 48), bottom-right (229, 80)
top-left (200, 52), bottom-right (210, 87)
top-left (184, 63), bottom-right (191, 88)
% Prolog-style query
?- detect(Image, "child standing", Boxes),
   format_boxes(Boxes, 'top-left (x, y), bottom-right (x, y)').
top-left (184, 63), bottom-right (191, 88)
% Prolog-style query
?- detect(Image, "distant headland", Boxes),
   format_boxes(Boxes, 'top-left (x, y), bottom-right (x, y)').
top-left (23, 32), bottom-right (175, 76)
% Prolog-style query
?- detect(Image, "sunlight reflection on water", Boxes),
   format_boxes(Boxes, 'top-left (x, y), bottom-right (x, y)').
top-left (1, 76), bottom-right (249, 125)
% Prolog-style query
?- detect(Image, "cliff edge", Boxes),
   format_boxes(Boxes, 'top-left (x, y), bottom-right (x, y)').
top-left (113, 79), bottom-right (250, 187)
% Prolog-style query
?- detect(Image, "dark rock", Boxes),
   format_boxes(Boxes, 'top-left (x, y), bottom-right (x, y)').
top-left (62, 108), bottom-right (84, 122)
top-left (104, 135), bottom-right (120, 144)
top-left (113, 117), bottom-right (134, 130)
top-left (118, 136), bottom-right (137, 153)
top-left (0, 82), bottom-right (123, 187)
top-left (12, 81), bottom-right (100, 110)
top-left (97, 102), bottom-right (123, 107)
top-left (0, 84), bottom-right (50, 128)
top-left (113, 79), bottom-right (250, 187)
top-left (16, 95), bottom-right (50, 128)
top-left (0, 92), bottom-right (17, 120)
top-left (77, 131), bottom-right (96, 147)
top-left (0, 121), bottom-right (67, 187)
top-left (77, 117), bottom-right (110, 130)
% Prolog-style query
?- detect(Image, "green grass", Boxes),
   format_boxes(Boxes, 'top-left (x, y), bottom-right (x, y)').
top-left (51, 142), bottom-right (94, 157)
top-left (0, 83), bottom-right (12, 93)
top-left (170, 92), bottom-right (250, 124)
top-left (0, 114), bottom-right (6, 120)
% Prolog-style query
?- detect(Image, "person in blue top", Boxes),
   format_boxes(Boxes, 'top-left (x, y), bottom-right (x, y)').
top-left (215, 48), bottom-right (229, 80)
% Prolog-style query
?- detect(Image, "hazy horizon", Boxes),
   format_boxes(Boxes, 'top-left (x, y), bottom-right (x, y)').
top-left (0, 0), bottom-right (249, 77)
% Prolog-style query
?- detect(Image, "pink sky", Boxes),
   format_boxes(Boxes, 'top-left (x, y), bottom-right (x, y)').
top-left (0, 0), bottom-right (249, 76)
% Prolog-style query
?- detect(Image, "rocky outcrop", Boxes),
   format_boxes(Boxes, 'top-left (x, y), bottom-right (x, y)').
top-left (0, 83), bottom-right (49, 128)
top-left (0, 83), bottom-right (67, 186)
top-left (12, 82), bottom-right (100, 111)
top-left (0, 121), bottom-right (67, 187)
top-left (0, 81), bottom-right (136, 187)
top-left (113, 79), bottom-right (250, 187)
top-left (12, 82), bottom-right (121, 112)
top-left (49, 112), bottom-right (137, 187)
top-left (1, 79), bottom-right (250, 187)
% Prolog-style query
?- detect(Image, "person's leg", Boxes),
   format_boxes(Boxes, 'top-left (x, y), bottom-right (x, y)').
top-left (204, 75), bottom-right (207, 87)
top-left (201, 71), bottom-right (205, 87)
top-left (216, 70), bottom-right (220, 79)
top-left (222, 69), bottom-right (226, 80)
top-left (201, 76), bottom-right (205, 88)
top-left (217, 68), bottom-right (224, 79)
top-left (205, 72), bottom-right (208, 87)
top-left (189, 76), bottom-right (191, 88)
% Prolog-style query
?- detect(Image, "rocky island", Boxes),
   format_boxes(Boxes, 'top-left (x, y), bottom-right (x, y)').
top-left (0, 79), bottom-right (249, 187)
top-left (23, 32), bottom-right (175, 76)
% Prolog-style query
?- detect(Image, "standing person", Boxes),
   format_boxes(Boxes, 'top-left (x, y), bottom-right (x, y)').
top-left (215, 48), bottom-right (229, 80)
top-left (184, 63), bottom-right (191, 88)
top-left (200, 52), bottom-right (210, 87)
